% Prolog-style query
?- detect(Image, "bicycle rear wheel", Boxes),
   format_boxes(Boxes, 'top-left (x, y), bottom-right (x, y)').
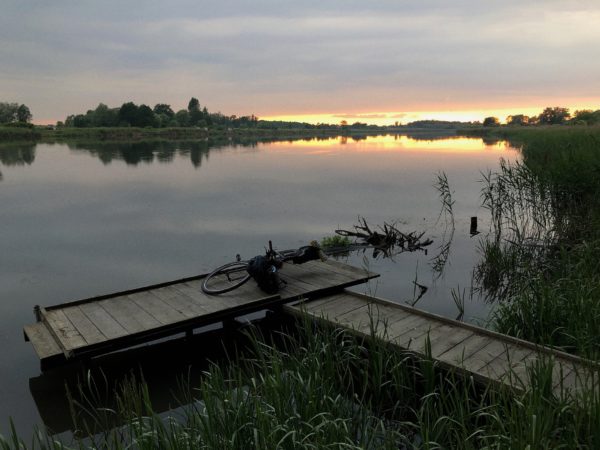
top-left (201, 261), bottom-right (251, 295)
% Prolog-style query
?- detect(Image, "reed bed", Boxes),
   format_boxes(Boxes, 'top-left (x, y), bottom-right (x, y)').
top-left (477, 127), bottom-right (600, 359)
top-left (3, 317), bottom-right (599, 449)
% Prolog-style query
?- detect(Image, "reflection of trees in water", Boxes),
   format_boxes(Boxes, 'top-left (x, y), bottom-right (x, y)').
top-left (67, 137), bottom-right (290, 168)
top-left (0, 143), bottom-right (36, 166)
top-left (67, 140), bottom-right (214, 168)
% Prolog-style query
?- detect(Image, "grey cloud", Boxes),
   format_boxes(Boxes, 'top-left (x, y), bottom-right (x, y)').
top-left (1, 1), bottom-right (599, 121)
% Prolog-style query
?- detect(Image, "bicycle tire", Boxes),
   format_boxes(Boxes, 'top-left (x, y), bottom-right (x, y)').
top-left (201, 261), bottom-right (251, 295)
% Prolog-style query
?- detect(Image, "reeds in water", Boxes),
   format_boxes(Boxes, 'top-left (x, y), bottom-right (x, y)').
top-left (3, 316), bottom-right (600, 449)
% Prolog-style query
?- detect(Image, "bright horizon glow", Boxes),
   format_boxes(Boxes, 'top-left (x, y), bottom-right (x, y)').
top-left (33, 103), bottom-right (600, 127)
top-left (261, 104), bottom-right (600, 127)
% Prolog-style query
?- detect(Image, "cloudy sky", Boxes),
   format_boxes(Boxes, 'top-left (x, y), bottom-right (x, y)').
top-left (2, 1), bottom-right (599, 124)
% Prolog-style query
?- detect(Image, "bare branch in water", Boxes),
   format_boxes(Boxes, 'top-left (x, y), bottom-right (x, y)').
top-left (334, 216), bottom-right (433, 259)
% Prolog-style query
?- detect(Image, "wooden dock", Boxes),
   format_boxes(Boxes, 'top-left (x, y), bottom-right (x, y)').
top-left (24, 260), bottom-right (378, 370)
top-left (285, 291), bottom-right (598, 397)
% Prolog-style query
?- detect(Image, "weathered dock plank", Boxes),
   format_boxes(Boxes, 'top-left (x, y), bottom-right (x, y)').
top-left (24, 260), bottom-right (378, 370)
top-left (285, 290), bottom-right (598, 397)
top-left (62, 306), bottom-right (106, 345)
top-left (79, 302), bottom-right (128, 340)
top-left (23, 323), bottom-right (62, 361)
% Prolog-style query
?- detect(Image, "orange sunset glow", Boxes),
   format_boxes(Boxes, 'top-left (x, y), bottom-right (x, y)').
top-left (261, 104), bottom-right (600, 126)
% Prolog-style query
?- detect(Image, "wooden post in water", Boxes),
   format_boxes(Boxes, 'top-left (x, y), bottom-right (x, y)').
top-left (470, 216), bottom-right (478, 236)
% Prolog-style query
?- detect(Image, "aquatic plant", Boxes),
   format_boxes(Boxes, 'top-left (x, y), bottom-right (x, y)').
top-left (476, 127), bottom-right (600, 358)
top-left (3, 315), bottom-right (600, 449)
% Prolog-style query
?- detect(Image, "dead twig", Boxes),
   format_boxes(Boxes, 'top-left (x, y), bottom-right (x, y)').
top-left (334, 217), bottom-right (433, 259)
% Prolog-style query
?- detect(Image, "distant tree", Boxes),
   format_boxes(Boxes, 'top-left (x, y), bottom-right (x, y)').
top-left (202, 106), bottom-right (212, 126)
top-left (340, 120), bottom-right (348, 127)
top-left (0, 102), bottom-right (32, 123)
top-left (118, 102), bottom-right (139, 126)
top-left (483, 116), bottom-right (500, 127)
top-left (188, 97), bottom-right (200, 112)
top-left (137, 104), bottom-right (156, 127)
top-left (154, 113), bottom-right (170, 128)
top-left (506, 114), bottom-right (529, 126)
top-left (174, 109), bottom-right (190, 127)
top-left (73, 114), bottom-right (91, 128)
top-left (0, 102), bottom-right (17, 122)
top-left (92, 103), bottom-right (118, 127)
top-left (572, 109), bottom-right (600, 125)
top-left (16, 104), bottom-right (32, 123)
top-left (153, 103), bottom-right (174, 118)
top-left (538, 107), bottom-right (570, 125)
top-left (187, 97), bottom-right (203, 126)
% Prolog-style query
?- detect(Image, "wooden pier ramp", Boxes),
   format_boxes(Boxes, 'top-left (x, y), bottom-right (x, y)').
top-left (24, 260), bottom-right (377, 370)
top-left (285, 291), bottom-right (598, 397)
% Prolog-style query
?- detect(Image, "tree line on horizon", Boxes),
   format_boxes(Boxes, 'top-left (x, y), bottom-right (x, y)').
top-left (483, 106), bottom-right (600, 127)
top-left (62, 98), bottom-right (262, 129)
top-left (4, 99), bottom-right (600, 130)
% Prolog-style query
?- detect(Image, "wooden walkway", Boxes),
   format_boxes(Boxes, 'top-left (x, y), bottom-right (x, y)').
top-left (285, 290), bottom-right (598, 397)
top-left (24, 260), bottom-right (378, 370)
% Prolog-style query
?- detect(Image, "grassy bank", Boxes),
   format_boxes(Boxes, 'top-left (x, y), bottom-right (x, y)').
top-left (3, 318), bottom-right (599, 449)
top-left (39, 126), bottom-right (394, 143)
top-left (473, 126), bottom-right (600, 358)
top-left (0, 125), bottom-right (468, 144)
top-left (0, 126), bottom-right (41, 141)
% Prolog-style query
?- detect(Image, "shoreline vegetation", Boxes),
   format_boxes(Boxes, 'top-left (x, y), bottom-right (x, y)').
top-left (1, 99), bottom-right (599, 144)
top-left (0, 124), bottom-right (467, 143)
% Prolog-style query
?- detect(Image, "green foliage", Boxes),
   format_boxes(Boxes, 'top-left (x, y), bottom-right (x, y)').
top-left (4, 320), bottom-right (600, 448)
top-left (0, 126), bottom-right (40, 141)
top-left (477, 127), bottom-right (600, 358)
top-left (320, 234), bottom-right (351, 250)
top-left (506, 114), bottom-right (530, 126)
top-left (187, 97), bottom-right (200, 112)
top-left (0, 102), bottom-right (32, 123)
top-left (153, 103), bottom-right (174, 118)
top-left (174, 109), bottom-right (189, 127)
top-left (538, 106), bottom-right (570, 125)
top-left (16, 104), bottom-right (32, 123)
top-left (573, 109), bottom-right (600, 125)
top-left (1, 122), bottom-right (34, 129)
top-left (483, 116), bottom-right (500, 127)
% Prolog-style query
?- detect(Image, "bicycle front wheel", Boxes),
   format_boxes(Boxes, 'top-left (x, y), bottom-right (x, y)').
top-left (201, 261), bottom-right (251, 295)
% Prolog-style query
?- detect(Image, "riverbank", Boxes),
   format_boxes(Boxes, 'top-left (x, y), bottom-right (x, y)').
top-left (0, 126), bottom-right (41, 141)
top-left (0, 125), bottom-right (467, 144)
top-left (6, 314), bottom-right (600, 449)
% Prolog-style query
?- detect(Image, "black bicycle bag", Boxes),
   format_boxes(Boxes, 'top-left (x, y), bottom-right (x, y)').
top-left (246, 255), bottom-right (280, 295)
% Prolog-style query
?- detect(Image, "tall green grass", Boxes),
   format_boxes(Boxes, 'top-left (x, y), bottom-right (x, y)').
top-left (0, 126), bottom-right (40, 141)
top-left (476, 127), bottom-right (600, 358)
top-left (3, 319), bottom-right (599, 449)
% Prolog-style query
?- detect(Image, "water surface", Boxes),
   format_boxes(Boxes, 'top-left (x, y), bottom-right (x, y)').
top-left (0, 134), bottom-right (518, 436)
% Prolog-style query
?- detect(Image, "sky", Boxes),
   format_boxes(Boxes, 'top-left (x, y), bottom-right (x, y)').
top-left (1, 1), bottom-right (599, 125)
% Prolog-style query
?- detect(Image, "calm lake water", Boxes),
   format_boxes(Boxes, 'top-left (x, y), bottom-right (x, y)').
top-left (0, 134), bottom-right (518, 437)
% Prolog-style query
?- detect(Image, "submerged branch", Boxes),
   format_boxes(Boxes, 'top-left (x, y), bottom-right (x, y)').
top-left (334, 216), bottom-right (433, 259)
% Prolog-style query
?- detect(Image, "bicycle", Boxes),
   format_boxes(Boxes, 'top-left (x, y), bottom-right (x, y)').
top-left (201, 241), bottom-right (326, 295)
